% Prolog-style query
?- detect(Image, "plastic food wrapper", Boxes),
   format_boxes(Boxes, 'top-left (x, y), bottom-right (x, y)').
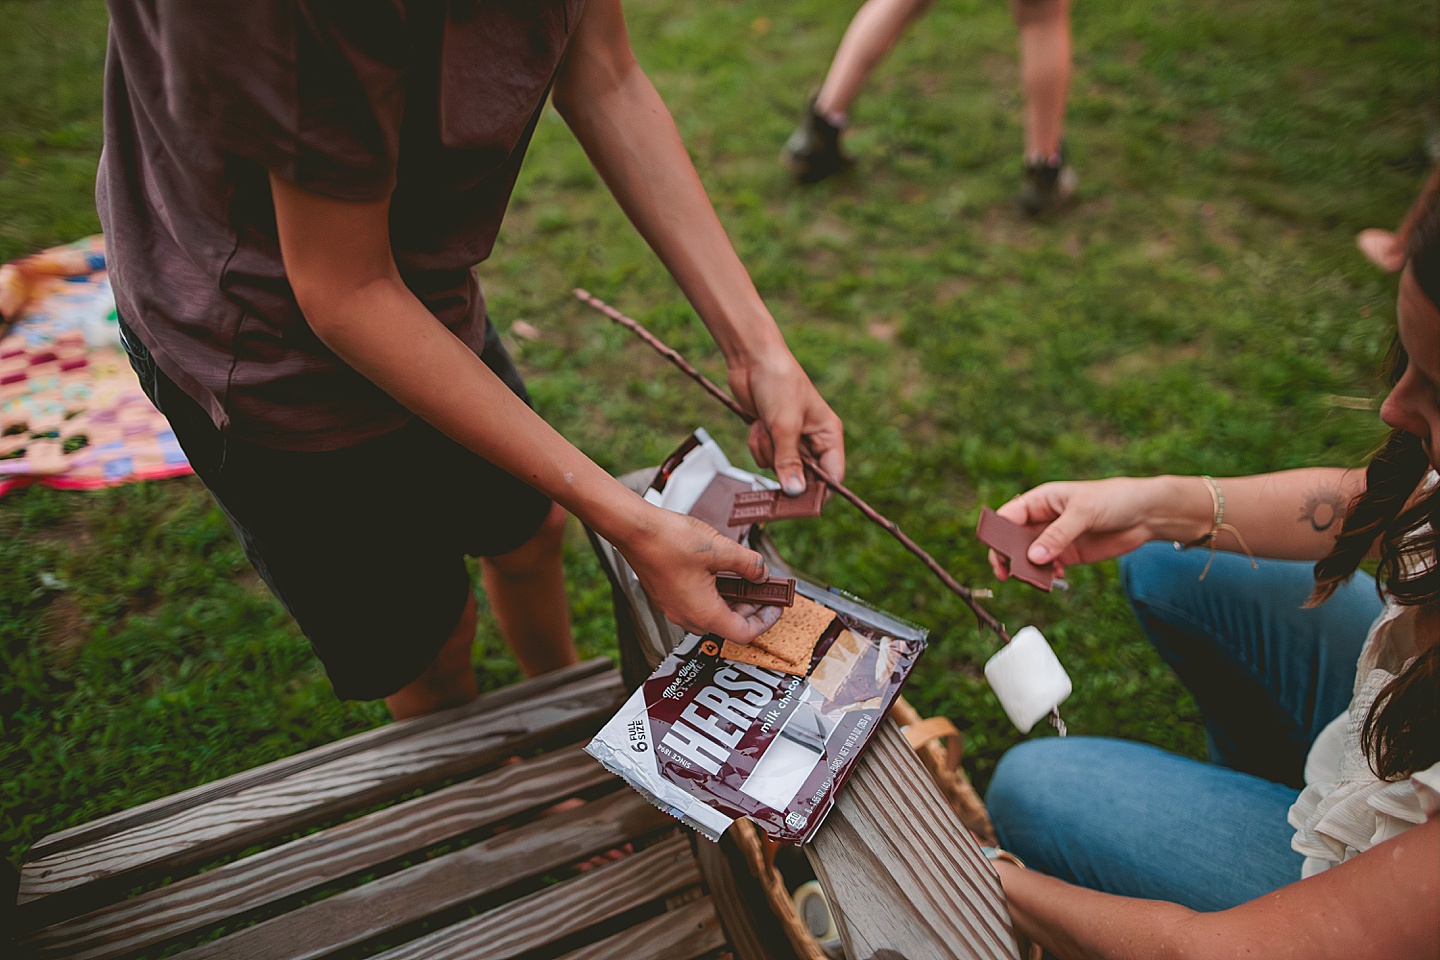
top-left (587, 431), bottom-right (929, 844)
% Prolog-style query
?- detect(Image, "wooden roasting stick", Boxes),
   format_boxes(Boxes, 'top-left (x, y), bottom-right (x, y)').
top-left (574, 288), bottom-right (1011, 645)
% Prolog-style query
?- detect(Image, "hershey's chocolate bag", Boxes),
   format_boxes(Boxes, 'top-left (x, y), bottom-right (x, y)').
top-left (587, 431), bottom-right (928, 843)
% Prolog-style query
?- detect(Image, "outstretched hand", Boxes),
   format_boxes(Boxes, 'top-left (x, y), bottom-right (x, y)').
top-left (728, 351), bottom-right (845, 496)
top-left (617, 507), bottom-right (784, 643)
top-left (989, 477), bottom-right (1186, 582)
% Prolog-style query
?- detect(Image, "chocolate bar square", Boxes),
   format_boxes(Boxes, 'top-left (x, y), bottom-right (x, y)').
top-left (715, 574), bottom-right (796, 607)
top-left (977, 506), bottom-right (1055, 592)
top-left (727, 481), bottom-right (828, 526)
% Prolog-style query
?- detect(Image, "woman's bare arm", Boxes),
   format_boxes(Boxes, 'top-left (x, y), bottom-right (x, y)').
top-left (991, 467), bottom-right (1368, 580)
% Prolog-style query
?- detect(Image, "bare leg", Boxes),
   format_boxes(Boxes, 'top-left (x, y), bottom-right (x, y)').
top-left (481, 501), bottom-right (578, 678)
top-left (1013, 0), bottom-right (1072, 161)
top-left (815, 0), bottom-right (938, 122)
top-left (386, 590), bottom-right (480, 719)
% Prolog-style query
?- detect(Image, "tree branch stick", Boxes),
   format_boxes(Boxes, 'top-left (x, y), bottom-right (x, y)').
top-left (574, 288), bottom-right (1010, 643)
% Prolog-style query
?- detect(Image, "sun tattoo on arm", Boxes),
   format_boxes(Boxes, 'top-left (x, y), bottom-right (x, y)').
top-left (1299, 485), bottom-right (1345, 533)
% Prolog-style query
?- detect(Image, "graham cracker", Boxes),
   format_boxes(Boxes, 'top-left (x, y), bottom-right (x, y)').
top-left (721, 594), bottom-right (836, 677)
top-left (719, 639), bottom-right (808, 676)
top-left (751, 595), bottom-right (835, 661)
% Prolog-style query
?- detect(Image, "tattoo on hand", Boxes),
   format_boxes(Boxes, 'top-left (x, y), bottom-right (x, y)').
top-left (1299, 487), bottom-right (1343, 533)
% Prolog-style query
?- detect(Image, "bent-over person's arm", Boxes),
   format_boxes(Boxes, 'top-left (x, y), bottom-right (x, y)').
top-left (550, 0), bottom-right (845, 496)
top-left (268, 176), bottom-right (783, 644)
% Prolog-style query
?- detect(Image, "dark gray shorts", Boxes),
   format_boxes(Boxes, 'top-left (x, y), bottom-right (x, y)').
top-left (119, 317), bottom-right (553, 701)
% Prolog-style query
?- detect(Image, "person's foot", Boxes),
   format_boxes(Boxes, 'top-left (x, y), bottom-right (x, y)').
top-left (1019, 151), bottom-right (1078, 217)
top-left (782, 96), bottom-right (854, 185)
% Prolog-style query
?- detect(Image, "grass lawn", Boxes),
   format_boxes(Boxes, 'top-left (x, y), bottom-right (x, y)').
top-left (1, 0), bottom-right (1433, 873)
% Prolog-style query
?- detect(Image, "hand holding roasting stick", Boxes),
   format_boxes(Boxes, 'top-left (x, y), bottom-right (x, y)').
top-left (574, 288), bottom-right (1011, 645)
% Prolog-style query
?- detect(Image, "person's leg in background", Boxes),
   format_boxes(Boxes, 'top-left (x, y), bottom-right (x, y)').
top-left (813, 0), bottom-right (937, 125)
top-left (385, 592), bottom-right (479, 719)
top-left (1121, 540), bottom-right (1381, 787)
top-left (481, 501), bottom-right (578, 679)
top-left (782, 0), bottom-right (936, 184)
top-left (1013, 0), bottom-right (1076, 215)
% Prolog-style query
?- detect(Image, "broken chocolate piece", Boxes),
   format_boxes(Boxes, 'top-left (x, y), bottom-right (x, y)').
top-left (727, 481), bottom-right (828, 525)
top-left (977, 506), bottom-right (1055, 592)
top-left (690, 474), bottom-right (761, 541)
top-left (716, 574), bottom-right (796, 607)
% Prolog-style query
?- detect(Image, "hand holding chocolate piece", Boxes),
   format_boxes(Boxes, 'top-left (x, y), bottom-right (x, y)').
top-left (977, 506), bottom-right (1056, 592)
top-left (727, 477), bottom-right (829, 526)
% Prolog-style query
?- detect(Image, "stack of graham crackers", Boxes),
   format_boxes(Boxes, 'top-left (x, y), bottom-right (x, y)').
top-left (720, 595), bottom-right (836, 676)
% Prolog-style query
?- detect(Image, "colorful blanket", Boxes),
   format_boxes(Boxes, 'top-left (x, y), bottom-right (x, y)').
top-left (0, 237), bottom-right (191, 497)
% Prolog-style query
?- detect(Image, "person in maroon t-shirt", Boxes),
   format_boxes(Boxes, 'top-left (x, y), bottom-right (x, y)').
top-left (100, 1), bottom-right (845, 717)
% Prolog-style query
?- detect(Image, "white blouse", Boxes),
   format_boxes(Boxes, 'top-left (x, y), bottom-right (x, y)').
top-left (1289, 598), bottom-right (1439, 878)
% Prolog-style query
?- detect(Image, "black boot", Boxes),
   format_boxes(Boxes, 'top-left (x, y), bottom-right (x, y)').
top-left (782, 96), bottom-right (854, 185)
top-left (1019, 148), bottom-right (1078, 216)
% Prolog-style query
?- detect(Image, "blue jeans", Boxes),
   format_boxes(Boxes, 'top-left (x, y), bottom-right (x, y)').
top-left (986, 541), bottom-right (1383, 910)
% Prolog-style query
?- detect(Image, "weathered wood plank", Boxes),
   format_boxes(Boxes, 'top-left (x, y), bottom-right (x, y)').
top-left (23, 744), bottom-right (617, 960)
top-left (806, 720), bottom-right (1021, 960)
top-left (553, 894), bottom-right (727, 960)
top-left (19, 668), bottom-right (625, 923)
top-left (26, 659), bottom-right (612, 862)
top-left (173, 788), bottom-right (673, 960)
top-left (369, 833), bottom-right (700, 960)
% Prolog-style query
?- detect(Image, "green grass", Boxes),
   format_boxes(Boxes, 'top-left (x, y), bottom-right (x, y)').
top-left (2, 0), bottom-right (1433, 871)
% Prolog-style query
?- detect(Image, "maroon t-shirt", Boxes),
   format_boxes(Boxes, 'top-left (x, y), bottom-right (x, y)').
top-left (98, 1), bottom-right (584, 449)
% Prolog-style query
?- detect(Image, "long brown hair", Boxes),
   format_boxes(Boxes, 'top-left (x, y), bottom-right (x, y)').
top-left (1309, 170), bottom-right (1440, 782)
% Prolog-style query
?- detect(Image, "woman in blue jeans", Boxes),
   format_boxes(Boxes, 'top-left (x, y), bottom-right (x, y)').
top-left (978, 175), bottom-right (1439, 959)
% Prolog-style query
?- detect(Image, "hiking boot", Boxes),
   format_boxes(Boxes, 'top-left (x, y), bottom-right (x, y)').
top-left (782, 96), bottom-right (853, 185)
top-left (1019, 150), bottom-right (1078, 216)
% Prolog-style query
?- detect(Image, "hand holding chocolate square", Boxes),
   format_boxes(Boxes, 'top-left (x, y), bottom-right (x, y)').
top-left (977, 506), bottom-right (1056, 592)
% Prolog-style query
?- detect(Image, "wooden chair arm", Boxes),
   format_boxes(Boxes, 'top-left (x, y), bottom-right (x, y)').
top-left (903, 715), bottom-right (964, 771)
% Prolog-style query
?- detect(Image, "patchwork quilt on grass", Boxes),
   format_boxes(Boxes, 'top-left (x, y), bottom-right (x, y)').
top-left (0, 237), bottom-right (191, 497)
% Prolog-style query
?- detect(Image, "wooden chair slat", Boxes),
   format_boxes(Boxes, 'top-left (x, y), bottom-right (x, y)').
top-left (26, 659), bottom-right (613, 862)
top-left (19, 669), bottom-right (625, 922)
top-left (552, 893), bottom-right (726, 960)
top-left (806, 720), bottom-right (1020, 960)
top-left (367, 833), bottom-right (700, 960)
top-left (23, 744), bottom-right (615, 960)
top-left (171, 787), bottom-right (672, 960)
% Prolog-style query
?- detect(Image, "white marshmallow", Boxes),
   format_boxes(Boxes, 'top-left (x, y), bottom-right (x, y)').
top-left (984, 626), bottom-right (1072, 734)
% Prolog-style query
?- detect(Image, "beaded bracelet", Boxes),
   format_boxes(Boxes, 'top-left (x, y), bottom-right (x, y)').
top-left (1174, 475), bottom-right (1257, 580)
